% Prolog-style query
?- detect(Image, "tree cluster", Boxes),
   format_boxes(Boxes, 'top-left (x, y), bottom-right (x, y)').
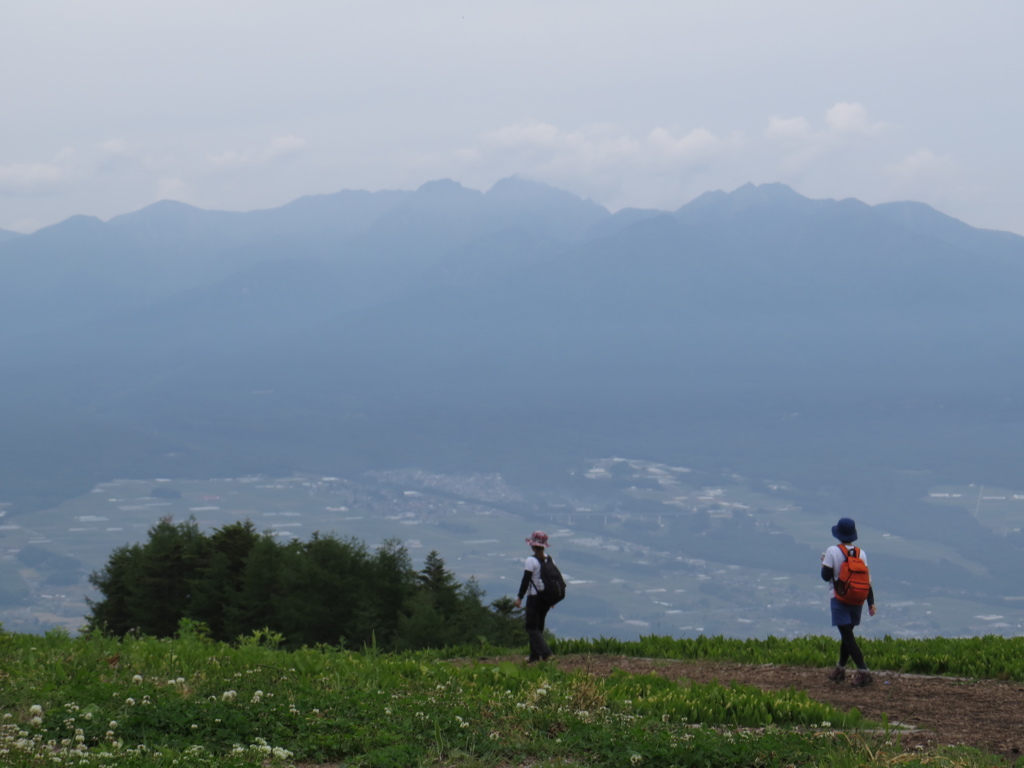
top-left (86, 517), bottom-right (525, 650)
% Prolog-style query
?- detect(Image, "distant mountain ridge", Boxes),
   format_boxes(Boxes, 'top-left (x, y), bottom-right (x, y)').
top-left (2, 178), bottom-right (1024, 516)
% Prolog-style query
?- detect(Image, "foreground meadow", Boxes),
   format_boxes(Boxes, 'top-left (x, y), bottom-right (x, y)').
top-left (1, 625), bottom-right (1019, 767)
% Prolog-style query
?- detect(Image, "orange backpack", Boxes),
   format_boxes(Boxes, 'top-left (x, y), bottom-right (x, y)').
top-left (834, 545), bottom-right (871, 606)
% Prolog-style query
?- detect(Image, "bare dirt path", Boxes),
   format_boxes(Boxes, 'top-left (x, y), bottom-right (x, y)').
top-left (545, 655), bottom-right (1024, 760)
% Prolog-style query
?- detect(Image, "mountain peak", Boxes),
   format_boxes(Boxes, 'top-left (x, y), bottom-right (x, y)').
top-left (415, 179), bottom-right (479, 199)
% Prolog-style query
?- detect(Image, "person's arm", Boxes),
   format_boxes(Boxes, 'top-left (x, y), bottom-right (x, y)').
top-left (515, 558), bottom-right (538, 608)
top-left (867, 585), bottom-right (876, 615)
top-left (821, 546), bottom-right (836, 582)
top-left (517, 570), bottom-right (532, 601)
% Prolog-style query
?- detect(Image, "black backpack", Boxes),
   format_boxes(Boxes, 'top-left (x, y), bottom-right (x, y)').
top-left (539, 556), bottom-right (566, 606)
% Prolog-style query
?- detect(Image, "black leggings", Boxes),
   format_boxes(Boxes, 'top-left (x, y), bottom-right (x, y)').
top-left (837, 624), bottom-right (866, 669)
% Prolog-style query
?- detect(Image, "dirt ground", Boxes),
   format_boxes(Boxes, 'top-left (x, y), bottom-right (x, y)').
top-left (541, 655), bottom-right (1024, 760)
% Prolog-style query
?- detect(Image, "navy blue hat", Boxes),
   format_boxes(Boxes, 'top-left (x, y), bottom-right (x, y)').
top-left (832, 517), bottom-right (858, 542)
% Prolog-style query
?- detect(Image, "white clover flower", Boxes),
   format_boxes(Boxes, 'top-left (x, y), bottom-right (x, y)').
top-left (191, 724), bottom-right (198, 730)
top-left (125, 698), bottom-right (136, 706)
top-left (489, 731), bottom-right (500, 740)
top-left (272, 747), bottom-right (293, 759)
top-left (132, 675), bottom-right (143, 684)
top-left (176, 677), bottom-right (185, 685)
top-left (630, 753), bottom-right (643, 765)
top-left (30, 717), bottom-right (42, 726)
top-left (29, 705), bottom-right (43, 717)
top-left (83, 712), bottom-right (93, 721)
top-left (222, 691), bottom-right (237, 702)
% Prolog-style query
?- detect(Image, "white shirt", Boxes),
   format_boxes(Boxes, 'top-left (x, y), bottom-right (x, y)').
top-left (524, 555), bottom-right (545, 596)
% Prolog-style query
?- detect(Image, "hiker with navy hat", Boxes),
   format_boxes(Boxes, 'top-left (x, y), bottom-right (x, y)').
top-left (515, 531), bottom-right (555, 662)
top-left (821, 517), bottom-right (877, 687)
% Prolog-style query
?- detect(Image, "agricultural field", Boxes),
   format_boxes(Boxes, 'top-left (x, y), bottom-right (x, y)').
top-left (2, 461), bottom-right (1024, 641)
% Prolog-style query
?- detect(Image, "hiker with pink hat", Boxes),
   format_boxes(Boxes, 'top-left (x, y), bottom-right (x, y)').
top-left (514, 530), bottom-right (561, 662)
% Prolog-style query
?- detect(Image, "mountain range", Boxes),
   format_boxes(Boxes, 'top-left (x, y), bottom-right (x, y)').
top-left (2, 177), bottom-right (1024, 519)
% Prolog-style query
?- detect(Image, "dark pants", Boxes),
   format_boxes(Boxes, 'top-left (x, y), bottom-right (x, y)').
top-left (830, 598), bottom-right (867, 669)
top-left (525, 595), bottom-right (553, 661)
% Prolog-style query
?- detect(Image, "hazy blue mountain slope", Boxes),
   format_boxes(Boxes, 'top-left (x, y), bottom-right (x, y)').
top-left (3, 180), bottom-right (1024, 518)
top-left (80, 186), bottom-right (1024, 507)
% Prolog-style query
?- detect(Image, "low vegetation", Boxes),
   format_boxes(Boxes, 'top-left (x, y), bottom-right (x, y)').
top-left (556, 634), bottom-right (1024, 682)
top-left (0, 624), bottom-right (1017, 768)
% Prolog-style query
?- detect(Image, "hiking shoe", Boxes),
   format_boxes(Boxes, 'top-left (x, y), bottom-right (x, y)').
top-left (851, 670), bottom-right (874, 688)
top-left (826, 665), bottom-right (846, 683)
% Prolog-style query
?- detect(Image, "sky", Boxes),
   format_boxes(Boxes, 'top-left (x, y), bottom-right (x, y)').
top-left (2, 1), bottom-right (1023, 235)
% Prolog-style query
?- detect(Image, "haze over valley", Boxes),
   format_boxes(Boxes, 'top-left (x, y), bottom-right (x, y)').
top-left (2, 178), bottom-right (1024, 639)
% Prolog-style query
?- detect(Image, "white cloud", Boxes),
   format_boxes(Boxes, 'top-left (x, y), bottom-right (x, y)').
top-left (0, 148), bottom-right (72, 194)
top-left (98, 138), bottom-right (133, 158)
top-left (884, 148), bottom-right (955, 184)
top-left (824, 102), bottom-right (885, 135)
top-left (156, 177), bottom-right (191, 202)
top-left (765, 116), bottom-right (813, 141)
top-left (0, 161), bottom-right (64, 193)
top-left (207, 135), bottom-right (305, 169)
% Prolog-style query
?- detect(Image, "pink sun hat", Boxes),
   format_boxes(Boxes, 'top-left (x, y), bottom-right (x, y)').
top-left (525, 531), bottom-right (549, 548)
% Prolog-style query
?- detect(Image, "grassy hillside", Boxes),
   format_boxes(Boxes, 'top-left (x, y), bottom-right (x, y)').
top-left (0, 624), bottom-right (1016, 767)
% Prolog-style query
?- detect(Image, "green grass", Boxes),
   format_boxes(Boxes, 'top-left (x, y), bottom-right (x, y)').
top-left (553, 633), bottom-right (1024, 681)
top-left (0, 625), bottom-right (1016, 767)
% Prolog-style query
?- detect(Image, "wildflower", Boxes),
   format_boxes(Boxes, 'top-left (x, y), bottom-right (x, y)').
top-left (132, 674), bottom-right (143, 684)
top-left (222, 691), bottom-right (237, 702)
top-left (30, 717), bottom-right (42, 726)
top-left (191, 724), bottom-right (198, 730)
top-left (29, 705), bottom-right (43, 717)
top-left (176, 677), bottom-right (185, 685)
top-left (125, 698), bottom-right (136, 706)
top-left (83, 712), bottom-right (93, 721)
top-left (489, 731), bottom-right (500, 740)
top-left (630, 754), bottom-right (643, 765)
top-left (109, 721), bottom-right (118, 729)
top-left (251, 690), bottom-right (263, 703)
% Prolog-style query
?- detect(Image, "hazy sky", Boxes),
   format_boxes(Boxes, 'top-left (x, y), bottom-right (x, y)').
top-left (3, 1), bottom-right (1023, 235)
